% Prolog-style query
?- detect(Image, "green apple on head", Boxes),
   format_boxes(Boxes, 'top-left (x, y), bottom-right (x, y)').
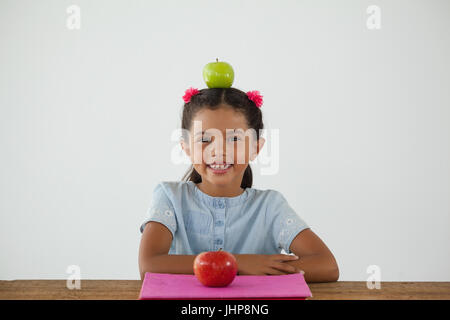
top-left (202, 58), bottom-right (234, 88)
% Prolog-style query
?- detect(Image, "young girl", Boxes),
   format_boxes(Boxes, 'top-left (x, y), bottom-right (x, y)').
top-left (138, 87), bottom-right (339, 283)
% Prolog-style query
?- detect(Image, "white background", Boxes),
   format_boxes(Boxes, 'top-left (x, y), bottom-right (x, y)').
top-left (1, 0), bottom-right (449, 281)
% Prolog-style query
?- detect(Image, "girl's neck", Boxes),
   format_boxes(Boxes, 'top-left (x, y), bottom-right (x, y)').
top-left (196, 181), bottom-right (245, 198)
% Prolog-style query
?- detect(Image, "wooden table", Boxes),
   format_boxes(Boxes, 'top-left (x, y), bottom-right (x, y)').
top-left (1, 280), bottom-right (449, 300)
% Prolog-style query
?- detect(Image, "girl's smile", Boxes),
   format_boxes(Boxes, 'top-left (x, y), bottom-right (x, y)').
top-left (206, 163), bottom-right (233, 174)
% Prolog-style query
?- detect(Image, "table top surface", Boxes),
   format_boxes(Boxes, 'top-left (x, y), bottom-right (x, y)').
top-left (1, 280), bottom-right (449, 300)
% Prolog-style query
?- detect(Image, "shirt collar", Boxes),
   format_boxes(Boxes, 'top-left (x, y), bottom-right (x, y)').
top-left (187, 181), bottom-right (252, 208)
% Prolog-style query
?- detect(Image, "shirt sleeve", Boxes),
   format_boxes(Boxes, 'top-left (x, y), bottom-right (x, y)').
top-left (266, 190), bottom-right (310, 254)
top-left (139, 182), bottom-right (177, 237)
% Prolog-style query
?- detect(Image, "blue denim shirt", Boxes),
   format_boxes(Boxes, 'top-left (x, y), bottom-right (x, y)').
top-left (139, 181), bottom-right (310, 255)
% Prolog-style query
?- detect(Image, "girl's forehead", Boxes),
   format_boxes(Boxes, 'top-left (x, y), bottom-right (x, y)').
top-left (191, 107), bottom-right (249, 131)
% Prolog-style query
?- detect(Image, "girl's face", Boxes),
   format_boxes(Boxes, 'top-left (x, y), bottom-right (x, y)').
top-left (181, 105), bottom-right (265, 188)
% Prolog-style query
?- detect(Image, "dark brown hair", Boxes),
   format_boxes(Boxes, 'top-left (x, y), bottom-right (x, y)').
top-left (180, 87), bottom-right (264, 189)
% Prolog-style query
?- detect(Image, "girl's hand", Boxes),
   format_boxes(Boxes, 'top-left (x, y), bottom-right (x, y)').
top-left (235, 254), bottom-right (304, 275)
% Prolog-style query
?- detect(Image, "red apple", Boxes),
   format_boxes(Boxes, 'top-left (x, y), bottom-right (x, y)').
top-left (193, 249), bottom-right (238, 287)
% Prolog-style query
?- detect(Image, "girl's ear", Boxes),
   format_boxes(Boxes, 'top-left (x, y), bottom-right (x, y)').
top-left (250, 137), bottom-right (265, 161)
top-left (180, 138), bottom-right (191, 157)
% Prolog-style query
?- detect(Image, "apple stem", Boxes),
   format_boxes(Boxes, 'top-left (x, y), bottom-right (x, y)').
top-left (216, 58), bottom-right (218, 62)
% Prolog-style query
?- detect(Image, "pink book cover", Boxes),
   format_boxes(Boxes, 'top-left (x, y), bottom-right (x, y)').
top-left (139, 272), bottom-right (312, 300)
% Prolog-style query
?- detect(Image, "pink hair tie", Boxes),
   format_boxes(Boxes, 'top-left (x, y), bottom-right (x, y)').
top-left (246, 90), bottom-right (263, 108)
top-left (182, 87), bottom-right (199, 103)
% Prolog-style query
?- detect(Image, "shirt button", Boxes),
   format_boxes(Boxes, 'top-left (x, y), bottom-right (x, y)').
top-left (215, 220), bottom-right (224, 227)
top-left (215, 239), bottom-right (223, 245)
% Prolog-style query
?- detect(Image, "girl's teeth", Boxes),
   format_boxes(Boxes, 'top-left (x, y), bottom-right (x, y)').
top-left (209, 164), bottom-right (231, 170)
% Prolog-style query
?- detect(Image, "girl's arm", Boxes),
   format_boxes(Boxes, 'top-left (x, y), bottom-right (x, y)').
top-left (139, 222), bottom-right (194, 279)
top-left (283, 228), bottom-right (340, 283)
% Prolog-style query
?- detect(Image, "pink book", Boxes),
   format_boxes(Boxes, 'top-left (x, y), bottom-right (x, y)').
top-left (139, 272), bottom-right (312, 300)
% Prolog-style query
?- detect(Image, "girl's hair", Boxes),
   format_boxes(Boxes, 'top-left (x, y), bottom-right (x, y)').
top-left (180, 87), bottom-right (264, 189)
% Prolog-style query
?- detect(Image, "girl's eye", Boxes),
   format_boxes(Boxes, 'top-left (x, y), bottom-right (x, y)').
top-left (198, 136), bottom-right (240, 143)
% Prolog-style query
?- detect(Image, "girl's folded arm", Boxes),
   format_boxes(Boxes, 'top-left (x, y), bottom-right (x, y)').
top-left (285, 228), bottom-right (340, 283)
top-left (139, 221), bottom-right (199, 279)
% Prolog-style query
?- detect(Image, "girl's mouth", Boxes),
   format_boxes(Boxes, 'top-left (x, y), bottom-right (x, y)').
top-left (207, 164), bottom-right (233, 174)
